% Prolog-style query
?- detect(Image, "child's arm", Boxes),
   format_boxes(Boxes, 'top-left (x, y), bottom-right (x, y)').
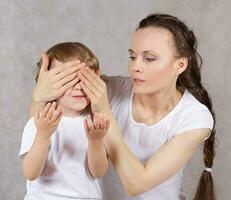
top-left (84, 113), bottom-right (110, 178)
top-left (22, 102), bottom-right (62, 180)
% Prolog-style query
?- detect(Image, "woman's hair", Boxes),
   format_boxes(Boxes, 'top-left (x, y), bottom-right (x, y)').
top-left (138, 14), bottom-right (216, 200)
top-left (35, 42), bottom-right (99, 82)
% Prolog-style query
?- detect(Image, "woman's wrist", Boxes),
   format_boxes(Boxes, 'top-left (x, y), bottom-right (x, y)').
top-left (32, 87), bottom-right (43, 103)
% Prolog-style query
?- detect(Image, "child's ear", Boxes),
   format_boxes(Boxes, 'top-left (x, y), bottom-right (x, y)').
top-left (95, 69), bottom-right (100, 76)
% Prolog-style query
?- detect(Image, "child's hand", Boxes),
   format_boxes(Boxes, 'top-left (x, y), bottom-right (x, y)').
top-left (34, 102), bottom-right (62, 139)
top-left (84, 113), bottom-right (110, 141)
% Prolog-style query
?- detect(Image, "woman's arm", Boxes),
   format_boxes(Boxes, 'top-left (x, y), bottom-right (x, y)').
top-left (29, 53), bottom-right (86, 118)
top-left (84, 113), bottom-right (110, 178)
top-left (23, 102), bottom-right (62, 180)
top-left (105, 118), bottom-right (210, 196)
top-left (78, 69), bottom-right (211, 196)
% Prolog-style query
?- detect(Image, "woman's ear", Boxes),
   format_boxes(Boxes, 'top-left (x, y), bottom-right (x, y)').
top-left (176, 57), bottom-right (188, 75)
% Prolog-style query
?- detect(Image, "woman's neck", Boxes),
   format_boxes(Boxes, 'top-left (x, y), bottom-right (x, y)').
top-left (132, 87), bottom-right (183, 125)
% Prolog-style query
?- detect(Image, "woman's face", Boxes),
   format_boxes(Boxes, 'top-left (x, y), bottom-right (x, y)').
top-left (128, 27), bottom-right (182, 95)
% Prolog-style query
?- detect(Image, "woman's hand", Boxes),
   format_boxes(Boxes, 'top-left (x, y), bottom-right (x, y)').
top-left (33, 53), bottom-right (86, 102)
top-left (79, 68), bottom-right (110, 114)
top-left (34, 102), bottom-right (62, 139)
top-left (84, 113), bottom-right (110, 141)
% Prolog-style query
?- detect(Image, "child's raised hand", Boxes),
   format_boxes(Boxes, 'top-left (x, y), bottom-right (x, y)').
top-left (34, 102), bottom-right (62, 139)
top-left (84, 113), bottom-right (110, 141)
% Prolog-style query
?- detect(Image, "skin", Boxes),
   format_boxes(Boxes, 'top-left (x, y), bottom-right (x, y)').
top-left (29, 27), bottom-right (211, 195)
top-left (23, 58), bottom-right (109, 180)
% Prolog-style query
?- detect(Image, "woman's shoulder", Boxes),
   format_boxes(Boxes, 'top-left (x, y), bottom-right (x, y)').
top-left (102, 75), bottom-right (132, 97)
top-left (102, 75), bottom-right (131, 87)
top-left (181, 90), bottom-right (211, 112)
top-left (168, 90), bottom-right (214, 137)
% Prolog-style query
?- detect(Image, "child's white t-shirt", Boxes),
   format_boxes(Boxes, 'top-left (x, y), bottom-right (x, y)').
top-left (100, 76), bottom-right (214, 200)
top-left (19, 115), bottom-right (102, 200)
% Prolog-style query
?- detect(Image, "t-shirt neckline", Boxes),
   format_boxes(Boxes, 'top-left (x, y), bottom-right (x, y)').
top-left (129, 89), bottom-right (188, 127)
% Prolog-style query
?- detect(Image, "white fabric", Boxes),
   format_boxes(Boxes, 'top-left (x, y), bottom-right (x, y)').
top-left (100, 76), bottom-right (214, 200)
top-left (205, 168), bottom-right (212, 172)
top-left (19, 116), bottom-right (102, 200)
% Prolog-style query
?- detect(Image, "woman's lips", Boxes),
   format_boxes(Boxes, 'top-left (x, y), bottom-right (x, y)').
top-left (133, 78), bottom-right (146, 84)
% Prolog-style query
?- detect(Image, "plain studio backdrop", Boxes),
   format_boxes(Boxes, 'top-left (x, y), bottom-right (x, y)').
top-left (0, 0), bottom-right (230, 199)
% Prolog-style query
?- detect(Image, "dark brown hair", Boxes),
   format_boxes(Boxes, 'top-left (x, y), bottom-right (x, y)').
top-left (35, 42), bottom-right (99, 82)
top-left (138, 14), bottom-right (216, 200)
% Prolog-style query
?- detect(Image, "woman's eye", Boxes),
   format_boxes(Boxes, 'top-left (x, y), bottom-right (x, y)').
top-left (129, 56), bottom-right (135, 61)
top-left (145, 57), bottom-right (156, 62)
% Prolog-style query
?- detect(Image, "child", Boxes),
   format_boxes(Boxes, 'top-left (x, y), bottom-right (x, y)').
top-left (19, 42), bottom-right (109, 200)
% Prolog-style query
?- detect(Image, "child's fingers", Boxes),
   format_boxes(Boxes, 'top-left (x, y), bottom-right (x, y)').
top-left (105, 119), bottom-right (110, 130)
top-left (40, 102), bottom-right (52, 118)
top-left (46, 102), bottom-right (57, 120)
top-left (51, 105), bottom-right (62, 122)
top-left (35, 110), bottom-right (40, 121)
top-left (98, 113), bottom-right (107, 129)
top-left (54, 110), bottom-right (63, 125)
top-left (86, 114), bottom-right (94, 133)
top-left (83, 119), bottom-right (90, 133)
top-left (93, 113), bottom-right (101, 129)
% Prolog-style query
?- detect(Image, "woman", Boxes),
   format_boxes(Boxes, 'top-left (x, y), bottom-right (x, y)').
top-left (30, 14), bottom-right (216, 200)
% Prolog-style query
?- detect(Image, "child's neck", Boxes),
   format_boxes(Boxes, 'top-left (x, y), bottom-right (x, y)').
top-left (62, 109), bottom-right (85, 118)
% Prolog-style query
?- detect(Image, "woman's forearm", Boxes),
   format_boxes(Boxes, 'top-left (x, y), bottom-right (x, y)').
top-left (22, 134), bottom-right (50, 180)
top-left (104, 112), bottom-right (152, 196)
top-left (87, 139), bottom-right (108, 178)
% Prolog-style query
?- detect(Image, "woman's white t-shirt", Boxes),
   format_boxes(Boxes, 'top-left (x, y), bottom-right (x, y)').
top-left (100, 76), bottom-right (214, 200)
top-left (19, 116), bottom-right (102, 200)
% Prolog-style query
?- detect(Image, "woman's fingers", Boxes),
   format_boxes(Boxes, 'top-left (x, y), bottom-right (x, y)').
top-left (50, 60), bottom-right (84, 75)
top-left (59, 77), bottom-right (79, 95)
top-left (56, 72), bottom-right (78, 88)
top-left (80, 69), bottom-right (99, 89)
top-left (79, 79), bottom-right (96, 100)
top-left (54, 62), bottom-right (86, 81)
top-left (39, 53), bottom-right (49, 75)
top-left (79, 72), bottom-right (99, 95)
top-left (85, 67), bottom-right (105, 87)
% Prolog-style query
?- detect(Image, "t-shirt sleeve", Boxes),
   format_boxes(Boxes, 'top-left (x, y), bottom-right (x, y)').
top-left (174, 108), bottom-right (214, 138)
top-left (18, 117), bottom-right (37, 157)
top-left (105, 75), bottom-right (132, 110)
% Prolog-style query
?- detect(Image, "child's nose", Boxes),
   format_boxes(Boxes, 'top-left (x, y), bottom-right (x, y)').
top-left (73, 82), bottom-right (81, 90)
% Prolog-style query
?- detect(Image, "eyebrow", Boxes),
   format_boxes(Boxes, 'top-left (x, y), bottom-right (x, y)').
top-left (128, 49), bottom-right (159, 56)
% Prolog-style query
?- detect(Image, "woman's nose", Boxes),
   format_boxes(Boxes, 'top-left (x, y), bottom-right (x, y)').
top-left (131, 59), bottom-right (144, 72)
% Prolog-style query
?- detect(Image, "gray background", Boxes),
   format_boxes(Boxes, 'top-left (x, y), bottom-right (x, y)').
top-left (0, 0), bottom-right (230, 199)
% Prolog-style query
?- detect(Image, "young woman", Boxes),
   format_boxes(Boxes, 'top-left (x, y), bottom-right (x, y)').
top-left (30, 14), bottom-right (216, 200)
